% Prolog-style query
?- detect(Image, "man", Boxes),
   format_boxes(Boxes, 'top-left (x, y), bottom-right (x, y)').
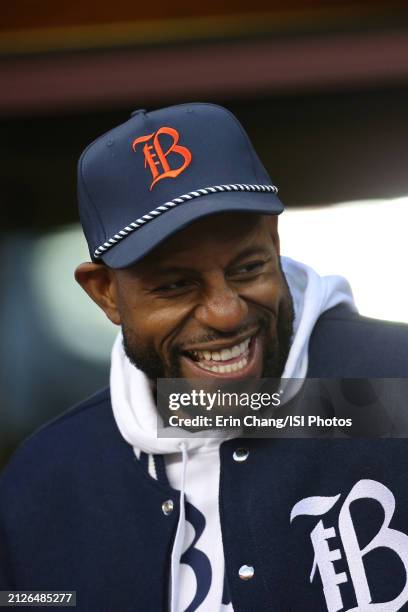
top-left (1, 103), bottom-right (408, 612)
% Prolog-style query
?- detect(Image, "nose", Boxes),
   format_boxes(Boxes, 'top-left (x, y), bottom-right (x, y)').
top-left (194, 275), bottom-right (248, 333)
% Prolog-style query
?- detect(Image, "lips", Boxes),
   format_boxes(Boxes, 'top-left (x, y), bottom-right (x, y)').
top-left (180, 333), bottom-right (263, 380)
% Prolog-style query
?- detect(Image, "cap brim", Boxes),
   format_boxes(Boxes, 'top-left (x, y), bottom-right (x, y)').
top-left (100, 190), bottom-right (284, 269)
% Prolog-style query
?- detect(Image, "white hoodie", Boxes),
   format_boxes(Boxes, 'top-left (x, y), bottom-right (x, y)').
top-left (110, 257), bottom-right (355, 612)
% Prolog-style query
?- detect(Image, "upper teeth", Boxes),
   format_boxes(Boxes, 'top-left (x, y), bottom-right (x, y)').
top-left (191, 337), bottom-right (251, 363)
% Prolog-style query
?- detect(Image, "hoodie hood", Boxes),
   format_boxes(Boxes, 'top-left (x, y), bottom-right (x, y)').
top-left (281, 256), bottom-right (356, 379)
top-left (110, 332), bottom-right (239, 455)
top-left (110, 256), bottom-right (356, 612)
top-left (111, 256), bottom-right (356, 456)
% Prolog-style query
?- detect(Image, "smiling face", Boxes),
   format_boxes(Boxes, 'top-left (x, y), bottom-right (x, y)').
top-left (76, 213), bottom-right (294, 383)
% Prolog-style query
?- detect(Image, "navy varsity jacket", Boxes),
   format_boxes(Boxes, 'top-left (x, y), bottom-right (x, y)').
top-left (1, 305), bottom-right (408, 612)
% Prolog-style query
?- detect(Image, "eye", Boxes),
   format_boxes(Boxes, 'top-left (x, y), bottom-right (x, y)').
top-left (229, 260), bottom-right (266, 278)
top-left (154, 279), bottom-right (194, 295)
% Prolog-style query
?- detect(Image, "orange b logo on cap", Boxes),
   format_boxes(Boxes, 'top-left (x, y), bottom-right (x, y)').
top-left (132, 127), bottom-right (192, 190)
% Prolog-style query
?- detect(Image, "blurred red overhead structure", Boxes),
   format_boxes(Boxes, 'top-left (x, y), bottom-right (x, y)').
top-left (2, 0), bottom-right (407, 32)
top-left (1, 0), bottom-right (408, 114)
top-left (2, 0), bottom-right (407, 52)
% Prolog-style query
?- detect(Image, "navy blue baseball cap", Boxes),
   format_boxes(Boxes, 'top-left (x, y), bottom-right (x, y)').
top-left (77, 102), bottom-right (284, 269)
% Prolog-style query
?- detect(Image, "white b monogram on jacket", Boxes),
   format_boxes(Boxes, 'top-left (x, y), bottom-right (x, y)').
top-left (291, 479), bottom-right (408, 612)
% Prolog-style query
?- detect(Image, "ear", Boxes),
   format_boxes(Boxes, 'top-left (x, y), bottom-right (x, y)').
top-left (75, 262), bottom-right (121, 325)
top-left (265, 215), bottom-right (280, 255)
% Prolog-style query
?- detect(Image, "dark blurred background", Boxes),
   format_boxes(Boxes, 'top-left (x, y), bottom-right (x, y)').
top-left (1, 0), bottom-right (408, 469)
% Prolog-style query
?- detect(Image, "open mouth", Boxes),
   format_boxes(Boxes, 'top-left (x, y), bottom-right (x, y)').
top-left (181, 333), bottom-right (262, 378)
top-left (185, 336), bottom-right (251, 373)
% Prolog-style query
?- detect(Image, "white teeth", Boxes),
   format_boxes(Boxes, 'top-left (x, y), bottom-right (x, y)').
top-left (195, 354), bottom-right (249, 373)
top-left (191, 335), bottom-right (252, 368)
top-left (220, 348), bottom-right (232, 360)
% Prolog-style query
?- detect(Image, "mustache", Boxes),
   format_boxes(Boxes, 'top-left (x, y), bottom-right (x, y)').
top-left (175, 314), bottom-right (272, 353)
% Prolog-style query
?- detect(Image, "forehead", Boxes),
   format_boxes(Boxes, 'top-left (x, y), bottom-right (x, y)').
top-left (133, 213), bottom-right (273, 271)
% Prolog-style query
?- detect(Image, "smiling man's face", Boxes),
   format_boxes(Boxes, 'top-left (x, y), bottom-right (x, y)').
top-left (115, 213), bottom-right (293, 382)
top-left (76, 213), bottom-right (294, 383)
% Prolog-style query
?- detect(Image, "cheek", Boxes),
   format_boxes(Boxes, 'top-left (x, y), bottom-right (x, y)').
top-left (240, 273), bottom-right (284, 310)
top-left (125, 301), bottom-right (193, 351)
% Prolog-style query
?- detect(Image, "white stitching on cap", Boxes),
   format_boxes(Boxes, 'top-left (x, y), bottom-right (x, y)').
top-left (93, 183), bottom-right (278, 259)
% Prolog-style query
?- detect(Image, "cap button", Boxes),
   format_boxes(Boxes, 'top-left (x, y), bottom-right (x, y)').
top-left (131, 108), bottom-right (147, 117)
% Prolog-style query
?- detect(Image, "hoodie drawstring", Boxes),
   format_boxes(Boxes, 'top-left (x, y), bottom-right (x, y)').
top-left (170, 442), bottom-right (188, 612)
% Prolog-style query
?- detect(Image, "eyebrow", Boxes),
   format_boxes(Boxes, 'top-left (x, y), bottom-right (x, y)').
top-left (151, 265), bottom-right (199, 277)
top-left (151, 246), bottom-right (271, 277)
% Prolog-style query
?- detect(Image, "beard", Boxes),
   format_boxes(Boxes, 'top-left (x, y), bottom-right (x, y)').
top-left (123, 264), bottom-right (295, 383)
